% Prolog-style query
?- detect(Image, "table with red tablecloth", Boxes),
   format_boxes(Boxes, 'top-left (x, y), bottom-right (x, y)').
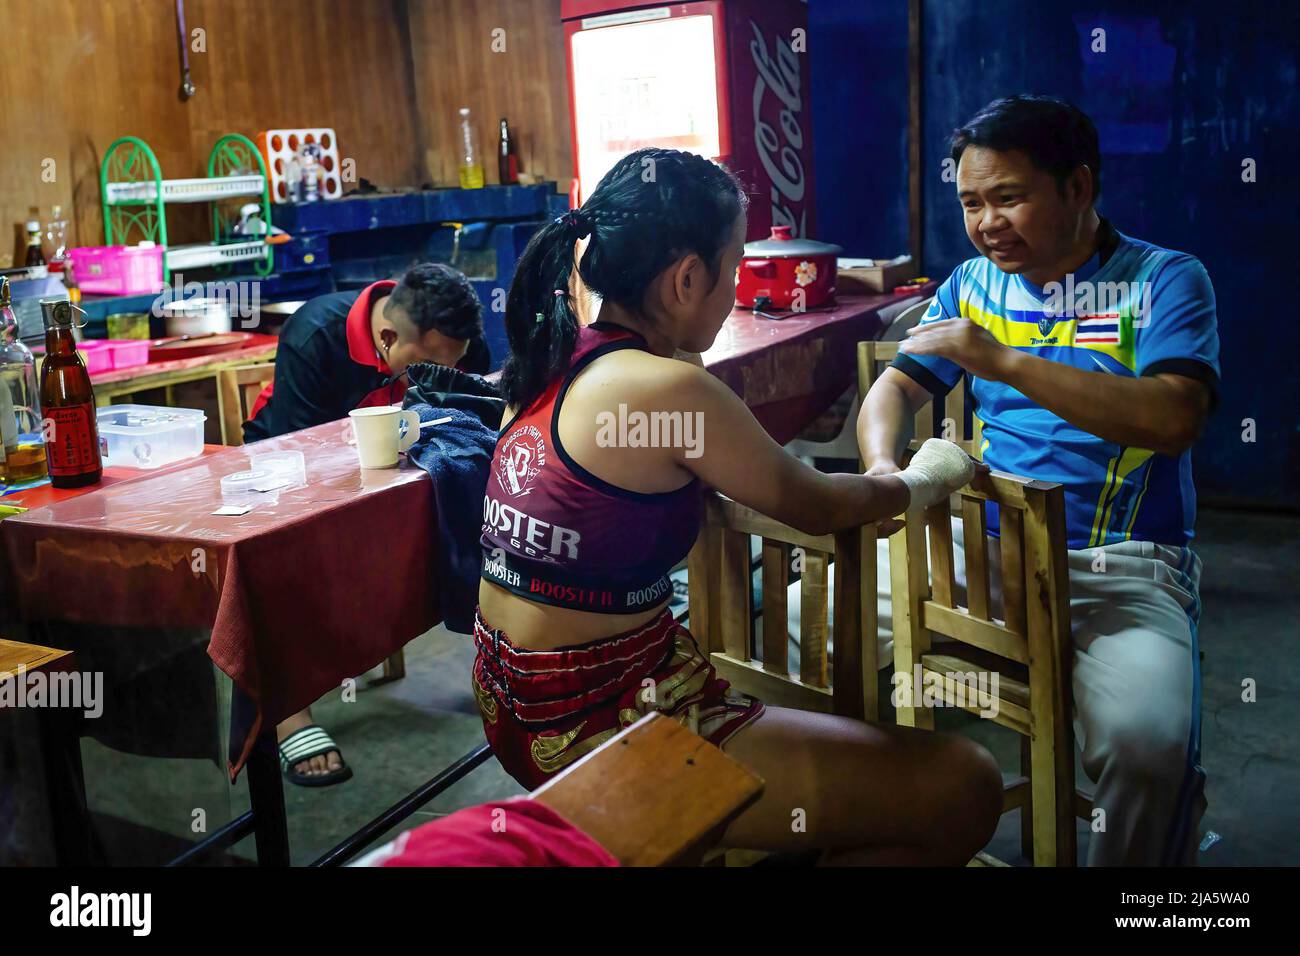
top-left (0, 423), bottom-right (437, 780)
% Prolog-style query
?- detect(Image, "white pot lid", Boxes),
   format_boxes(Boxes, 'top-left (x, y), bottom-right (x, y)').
top-left (744, 225), bottom-right (843, 258)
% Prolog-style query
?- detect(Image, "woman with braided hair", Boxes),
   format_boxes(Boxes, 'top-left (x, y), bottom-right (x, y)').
top-left (475, 147), bottom-right (1001, 864)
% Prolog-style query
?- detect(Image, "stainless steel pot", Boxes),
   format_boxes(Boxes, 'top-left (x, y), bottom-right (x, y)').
top-left (160, 297), bottom-right (232, 337)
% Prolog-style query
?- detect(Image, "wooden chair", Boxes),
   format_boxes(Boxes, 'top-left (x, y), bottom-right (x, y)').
top-left (890, 471), bottom-right (1086, 866)
top-left (532, 712), bottom-right (764, 866)
top-left (0, 639), bottom-right (101, 865)
top-left (216, 362), bottom-right (276, 446)
top-left (687, 491), bottom-right (881, 721)
top-left (858, 340), bottom-right (982, 460)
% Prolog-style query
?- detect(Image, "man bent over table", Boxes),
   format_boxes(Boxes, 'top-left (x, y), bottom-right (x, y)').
top-left (859, 96), bottom-right (1220, 865)
top-left (246, 263), bottom-right (487, 786)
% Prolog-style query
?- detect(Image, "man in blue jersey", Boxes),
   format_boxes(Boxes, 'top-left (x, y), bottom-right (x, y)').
top-left (859, 95), bottom-right (1219, 865)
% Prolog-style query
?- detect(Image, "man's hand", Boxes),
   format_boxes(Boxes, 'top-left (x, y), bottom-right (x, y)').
top-left (901, 319), bottom-right (1014, 381)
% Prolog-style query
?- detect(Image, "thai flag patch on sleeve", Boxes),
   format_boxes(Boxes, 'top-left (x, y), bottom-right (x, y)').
top-left (1075, 313), bottom-right (1121, 345)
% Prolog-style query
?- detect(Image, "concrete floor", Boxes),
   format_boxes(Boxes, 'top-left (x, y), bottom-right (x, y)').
top-left (65, 506), bottom-right (1298, 866)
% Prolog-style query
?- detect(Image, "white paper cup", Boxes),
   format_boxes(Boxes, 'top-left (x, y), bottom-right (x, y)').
top-left (348, 406), bottom-right (420, 468)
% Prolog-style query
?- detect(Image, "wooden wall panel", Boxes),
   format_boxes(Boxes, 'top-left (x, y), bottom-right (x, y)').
top-left (0, 0), bottom-right (423, 263)
top-left (406, 0), bottom-right (572, 188)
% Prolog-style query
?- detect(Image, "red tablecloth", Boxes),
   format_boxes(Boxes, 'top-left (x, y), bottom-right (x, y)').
top-left (704, 290), bottom-right (933, 443)
top-left (0, 423), bottom-right (437, 778)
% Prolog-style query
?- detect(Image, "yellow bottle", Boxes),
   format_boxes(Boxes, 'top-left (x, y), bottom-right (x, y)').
top-left (457, 107), bottom-right (485, 189)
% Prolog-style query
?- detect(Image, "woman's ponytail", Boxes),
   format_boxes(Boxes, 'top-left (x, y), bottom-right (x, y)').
top-left (499, 213), bottom-right (589, 410)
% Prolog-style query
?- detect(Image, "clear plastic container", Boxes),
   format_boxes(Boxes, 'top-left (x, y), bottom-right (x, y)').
top-left (96, 404), bottom-right (206, 469)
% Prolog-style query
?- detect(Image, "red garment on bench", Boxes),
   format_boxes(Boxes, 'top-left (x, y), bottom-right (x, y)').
top-left (375, 799), bottom-right (618, 867)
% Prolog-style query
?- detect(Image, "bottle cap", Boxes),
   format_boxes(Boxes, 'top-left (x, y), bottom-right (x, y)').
top-left (40, 299), bottom-right (86, 330)
top-left (26, 220), bottom-right (40, 232)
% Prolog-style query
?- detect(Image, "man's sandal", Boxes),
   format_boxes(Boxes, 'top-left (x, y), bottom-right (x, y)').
top-left (278, 725), bottom-right (353, 788)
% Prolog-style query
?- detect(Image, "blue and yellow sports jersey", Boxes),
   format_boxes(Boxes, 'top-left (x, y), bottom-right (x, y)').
top-left (892, 220), bottom-right (1220, 549)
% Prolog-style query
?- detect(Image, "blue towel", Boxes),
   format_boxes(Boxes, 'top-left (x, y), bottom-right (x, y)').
top-left (404, 404), bottom-right (498, 634)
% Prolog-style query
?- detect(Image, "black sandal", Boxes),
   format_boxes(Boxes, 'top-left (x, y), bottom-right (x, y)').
top-left (278, 725), bottom-right (353, 788)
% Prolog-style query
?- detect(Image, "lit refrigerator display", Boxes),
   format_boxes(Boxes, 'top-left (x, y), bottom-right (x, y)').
top-left (562, 0), bottom-right (815, 241)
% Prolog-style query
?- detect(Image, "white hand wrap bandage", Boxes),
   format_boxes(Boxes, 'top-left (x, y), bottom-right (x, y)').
top-left (894, 438), bottom-right (977, 512)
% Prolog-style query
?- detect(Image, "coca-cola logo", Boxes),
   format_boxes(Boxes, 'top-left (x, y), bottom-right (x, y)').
top-left (750, 21), bottom-right (807, 236)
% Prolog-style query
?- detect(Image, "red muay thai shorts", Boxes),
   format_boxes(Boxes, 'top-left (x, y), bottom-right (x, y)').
top-left (472, 606), bottom-right (765, 790)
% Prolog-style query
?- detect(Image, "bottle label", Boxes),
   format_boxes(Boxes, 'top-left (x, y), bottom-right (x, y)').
top-left (45, 403), bottom-right (101, 476)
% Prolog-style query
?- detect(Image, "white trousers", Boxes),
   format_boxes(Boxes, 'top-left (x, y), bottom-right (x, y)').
top-left (782, 519), bottom-right (1206, 866)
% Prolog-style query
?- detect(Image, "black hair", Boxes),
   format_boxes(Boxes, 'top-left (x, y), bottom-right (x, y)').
top-left (499, 147), bottom-right (748, 410)
top-left (950, 95), bottom-right (1102, 201)
top-left (385, 262), bottom-right (483, 340)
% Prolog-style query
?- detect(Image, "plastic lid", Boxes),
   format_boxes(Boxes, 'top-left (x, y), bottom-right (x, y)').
top-left (221, 469), bottom-right (274, 497)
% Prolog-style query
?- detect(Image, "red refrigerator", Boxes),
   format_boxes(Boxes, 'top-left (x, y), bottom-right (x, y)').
top-left (561, 0), bottom-right (816, 241)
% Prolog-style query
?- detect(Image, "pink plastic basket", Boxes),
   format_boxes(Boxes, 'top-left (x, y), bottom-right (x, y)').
top-left (103, 339), bottom-right (150, 370)
top-left (77, 341), bottom-right (113, 375)
top-left (68, 245), bottom-right (165, 296)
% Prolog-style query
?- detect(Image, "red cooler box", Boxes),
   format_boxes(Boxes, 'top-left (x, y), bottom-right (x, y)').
top-left (562, 0), bottom-right (815, 241)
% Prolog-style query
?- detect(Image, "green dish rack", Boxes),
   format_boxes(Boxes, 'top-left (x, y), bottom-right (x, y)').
top-left (100, 133), bottom-right (274, 284)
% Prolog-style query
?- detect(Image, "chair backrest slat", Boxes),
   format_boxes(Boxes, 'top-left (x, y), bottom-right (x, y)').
top-left (831, 526), bottom-right (872, 718)
top-left (926, 502), bottom-right (957, 607)
top-left (718, 529), bottom-right (752, 662)
top-left (799, 550), bottom-right (830, 686)
top-left (760, 540), bottom-right (791, 676)
top-left (961, 498), bottom-right (991, 620)
top-left (998, 505), bottom-right (1028, 636)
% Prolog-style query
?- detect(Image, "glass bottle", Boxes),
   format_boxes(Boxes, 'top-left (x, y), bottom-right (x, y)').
top-left (458, 107), bottom-right (485, 189)
top-left (0, 278), bottom-right (47, 483)
top-left (24, 220), bottom-right (46, 268)
top-left (498, 118), bottom-right (519, 185)
top-left (39, 299), bottom-right (102, 488)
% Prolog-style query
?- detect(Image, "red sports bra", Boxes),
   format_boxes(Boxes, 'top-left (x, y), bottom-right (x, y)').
top-left (480, 323), bottom-right (701, 613)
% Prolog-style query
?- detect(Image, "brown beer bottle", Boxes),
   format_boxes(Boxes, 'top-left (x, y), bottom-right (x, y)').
top-left (498, 118), bottom-right (519, 185)
top-left (39, 300), bottom-right (102, 488)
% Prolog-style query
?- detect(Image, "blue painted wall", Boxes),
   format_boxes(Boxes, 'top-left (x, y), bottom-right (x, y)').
top-left (810, 0), bottom-right (1300, 505)
top-left (808, 0), bottom-right (910, 258)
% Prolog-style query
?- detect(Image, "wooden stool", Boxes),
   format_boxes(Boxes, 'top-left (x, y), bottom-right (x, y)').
top-left (532, 713), bottom-right (764, 866)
